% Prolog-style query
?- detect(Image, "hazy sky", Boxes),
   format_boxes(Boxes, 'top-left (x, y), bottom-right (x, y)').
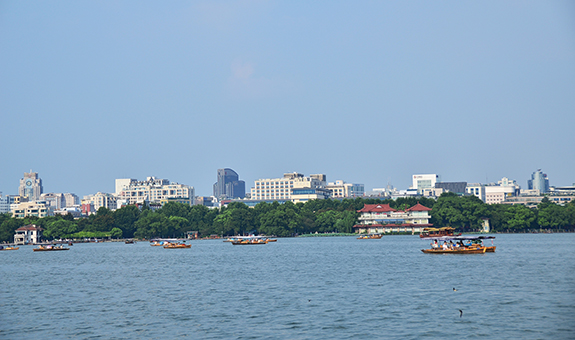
top-left (1, 1), bottom-right (574, 198)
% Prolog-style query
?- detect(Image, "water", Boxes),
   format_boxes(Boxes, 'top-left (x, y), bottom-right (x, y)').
top-left (1, 234), bottom-right (574, 339)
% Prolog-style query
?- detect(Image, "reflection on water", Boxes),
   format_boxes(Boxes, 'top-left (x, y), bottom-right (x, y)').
top-left (1, 234), bottom-right (574, 339)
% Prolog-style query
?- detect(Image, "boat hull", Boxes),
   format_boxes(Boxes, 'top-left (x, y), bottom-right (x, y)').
top-left (33, 248), bottom-right (69, 252)
top-left (231, 241), bottom-right (268, 245)
top-left (0, 247), bottom-right (19, 251)
top-left (421, 247), bottom-right (486, 254)
top-left (163, 244), bottom-right (191, 249)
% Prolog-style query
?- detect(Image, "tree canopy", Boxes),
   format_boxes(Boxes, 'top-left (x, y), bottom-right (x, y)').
top-left (1, 195), bottom-right (573, 242)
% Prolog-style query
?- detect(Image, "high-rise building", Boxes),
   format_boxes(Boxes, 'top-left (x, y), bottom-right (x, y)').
top-left (63, 193), bottom-right (80, 207)
top-left (411, 174), bottom-right (439, 194)
top-left (18, 171), bottom-right (43, 201)
top-left (117, 176), bottom-right (195, 206)
top-left (528, 170), bottom-right (549, 194)
top-left (213, 168), bottom-right (245, 199)
top-left (250, 172), bottom-right (330, 202)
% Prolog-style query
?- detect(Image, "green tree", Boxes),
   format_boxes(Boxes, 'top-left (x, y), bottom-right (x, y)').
top-left (113, 205), bottom-right (141, 238)
top-left (109, 227), bottom-right (123, 239)
top-left (0, 215), bottom-right (24, 243)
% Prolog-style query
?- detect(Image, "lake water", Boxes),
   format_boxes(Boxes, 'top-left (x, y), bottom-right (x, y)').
top-left (1, 234), bottom-right (574, 339)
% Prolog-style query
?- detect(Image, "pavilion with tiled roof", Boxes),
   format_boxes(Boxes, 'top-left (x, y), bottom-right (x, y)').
top-left (353, 202), bottom-right (433, 235)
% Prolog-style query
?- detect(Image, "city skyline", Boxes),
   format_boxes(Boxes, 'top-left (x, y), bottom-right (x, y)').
top-left (0, 167), bottom-right (571, 199)
top-left (1, 1), bottom-right (574, 198)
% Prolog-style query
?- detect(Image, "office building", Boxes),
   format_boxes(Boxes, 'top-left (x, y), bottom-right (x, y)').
top-left (18, 171), bottom-right (43, 201)
top-left (435, 182), bottom-right (467, 195)
top-left (411, 174), bottom-right (439, 194)
top-left (213, 168), bottom-right (245, 199)
top-left (528, 170), bottom-right (549, 194)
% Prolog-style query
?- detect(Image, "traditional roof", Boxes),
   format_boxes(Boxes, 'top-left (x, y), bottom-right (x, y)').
top-left (358, 204), bottom-right (396, 213)
top-left (405, 202), bottom-right (432, 212)
top-left (16, 224), bottom-right (42, 231)
top-left (353, 223), bottom-right (434, 228)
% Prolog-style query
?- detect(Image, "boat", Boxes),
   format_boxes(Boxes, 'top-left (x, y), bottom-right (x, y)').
top-left (125, 240), bottom-right (135, 244)
top-left (420, 227), bottom-right (461, 239)
top-left (33, 244), bottom-right (70, 252)
top-left (357, 234), bottom-right (382, 239)
top-left (230, 236), bottom-right (270, 245)
top-left (0, 246), bottom-right (19, 251)
top-left (421, 236), bottom-right (496, 254)
top-left (163, 243), bottom-right (191, 249)
top-left (421, 247), bottom-right (486, 254)
top-left (150, 239), bottom-right (179, 246)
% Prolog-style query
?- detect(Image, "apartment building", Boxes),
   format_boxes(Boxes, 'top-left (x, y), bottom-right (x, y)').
top-left (11, 201), bottom-right (49, 218)
top-left (117, 176), bottom-right (195, 206)
top-left (325, 180), bottom-right (364, 198)
top-left (250, 173), bottom-right (330, 202)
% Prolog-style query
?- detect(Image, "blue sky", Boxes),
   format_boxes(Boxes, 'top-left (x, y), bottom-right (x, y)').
top-left (1, 1), bottom-right (574, 198)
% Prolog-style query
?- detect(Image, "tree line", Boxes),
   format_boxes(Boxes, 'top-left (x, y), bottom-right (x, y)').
top-left (1, 194), bottom-right (574, 242)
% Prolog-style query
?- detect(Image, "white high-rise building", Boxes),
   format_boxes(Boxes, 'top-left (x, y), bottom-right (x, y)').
top-left (250, 173), bottom-right (330, 202)
top-left (411, 174), bottom-right (439, 194)
top-left (117, 176), bottom-right (195, 206)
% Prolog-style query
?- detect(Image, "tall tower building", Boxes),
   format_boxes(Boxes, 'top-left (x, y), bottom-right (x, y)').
top-left (19, 171), bottom-right (43, 201)
top-left (213, 168), bottom-right (245, 199)
top-left (528, 169), bottom-right (549, 194)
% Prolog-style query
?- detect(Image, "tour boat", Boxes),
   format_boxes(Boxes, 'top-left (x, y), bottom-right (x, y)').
top-left (421, 247), bottom-right (486, 254)
top-left (422, 235), bottom-right (496, 254)
top-left (357, 234), bottom-right (382, 239)
top-left (163, 242), bottom-right (191, 249)
top-left (0, 246), bottom-right (19, 251)
top-left (420, 227), bottom-right (461, 239)
top-left (33, 244), bottom-right (70, 252)
top-left (231, 236), bottom-right (270, 245)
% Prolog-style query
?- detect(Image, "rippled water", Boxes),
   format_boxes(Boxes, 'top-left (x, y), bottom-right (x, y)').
top-left (1, 234), bottom-right (574, 339)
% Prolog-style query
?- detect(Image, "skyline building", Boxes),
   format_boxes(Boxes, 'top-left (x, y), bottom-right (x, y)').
top-left (528, 169), bottom-right (549, 194)
top-left (117, 176), bottom-right (195, 206)
top-left (250, 172), bottom-right (330, 203)
top-left (213, 168), bottom-right (245, 199)
top-left (411, 174), bottom-right (439, 194)
top-left (18, 171), bottom-right (43, 201)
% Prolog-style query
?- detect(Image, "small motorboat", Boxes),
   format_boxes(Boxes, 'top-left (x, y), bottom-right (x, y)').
top-left (0, 246), bottom-right (19, 251)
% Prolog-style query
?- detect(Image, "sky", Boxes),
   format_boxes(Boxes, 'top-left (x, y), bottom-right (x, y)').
top-left (1, 0), bottom-right (574, 198)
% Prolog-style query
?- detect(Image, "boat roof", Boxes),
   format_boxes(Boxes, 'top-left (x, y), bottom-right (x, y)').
top-left (427, 235), bottom-right (495, 241)
top-left (422, 227), bottom-right (455, 232)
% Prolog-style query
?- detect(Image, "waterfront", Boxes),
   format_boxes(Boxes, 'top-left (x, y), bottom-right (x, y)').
top-left (1, 234), bottom-right (574, 339)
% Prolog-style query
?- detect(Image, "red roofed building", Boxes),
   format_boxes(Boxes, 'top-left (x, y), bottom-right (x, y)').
top-left (14, 224), bottom-right (43, 245)
top-left (354, 202), bottom-right (432, 234)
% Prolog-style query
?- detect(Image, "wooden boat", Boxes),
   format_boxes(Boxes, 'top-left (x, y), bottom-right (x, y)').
top-left (421, 247), bottom-right (486, 254)
top-left (125, 240), bottom-right (135, 244)
top-left (231, 237), bottom-right (268, 245)
top-left (420, 227), bottom-right (461, 239)
top-left (163, 243), bottom-right (191, 249)
top-left (422, 235), bottom-right (496, 254)
top-left (0, 246), bottom-right (19, 251)
top-left (357, 234), bottom-right (382, 239)
top-left (33, 244), bottom-right (70, 252)
top-left (150, 239), bottom-right (178, 246)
